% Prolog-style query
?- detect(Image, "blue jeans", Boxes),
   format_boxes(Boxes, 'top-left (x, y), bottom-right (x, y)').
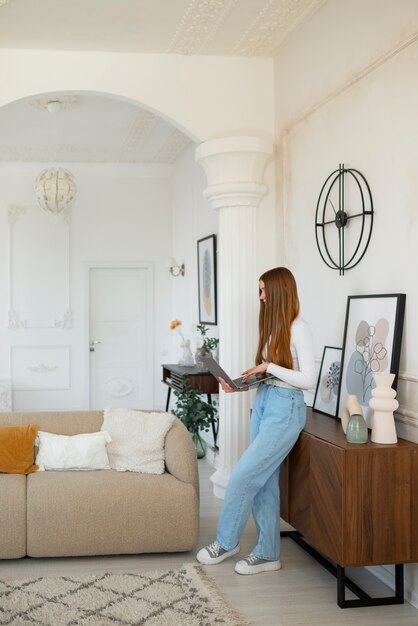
top-left (216, 384), bottom-right (306, 560)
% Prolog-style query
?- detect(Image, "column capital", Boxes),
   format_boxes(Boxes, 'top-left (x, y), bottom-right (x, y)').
top-left (196, 136), bottom-right (274, 210)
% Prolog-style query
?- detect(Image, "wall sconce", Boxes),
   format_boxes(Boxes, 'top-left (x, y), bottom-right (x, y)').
top-left (166, 257), bottom-right (185, 277)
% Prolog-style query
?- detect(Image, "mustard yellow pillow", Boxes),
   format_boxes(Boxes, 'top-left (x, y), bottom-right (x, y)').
top-left (0, 424), bottom-right (39, 474)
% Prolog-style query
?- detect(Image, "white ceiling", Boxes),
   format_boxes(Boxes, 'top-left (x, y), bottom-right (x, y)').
top-left (0, 0), bottom-right (325, 163)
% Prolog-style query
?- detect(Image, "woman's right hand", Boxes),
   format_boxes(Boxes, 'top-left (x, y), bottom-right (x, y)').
top-left (219, 377), bottom-right (239, 393)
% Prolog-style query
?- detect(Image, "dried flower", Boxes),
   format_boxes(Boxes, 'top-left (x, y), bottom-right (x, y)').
top-left (170, 319), bottom-right (182, 331)
top-left (170, 319), bottom-right (185, 341)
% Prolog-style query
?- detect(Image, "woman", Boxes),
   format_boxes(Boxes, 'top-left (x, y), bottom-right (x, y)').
top-left (196, 267), bottom-right (315, 575)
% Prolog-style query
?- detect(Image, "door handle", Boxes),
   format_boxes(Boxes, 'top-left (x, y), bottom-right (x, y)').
top-left (89, 340), bottom-right (101, 352)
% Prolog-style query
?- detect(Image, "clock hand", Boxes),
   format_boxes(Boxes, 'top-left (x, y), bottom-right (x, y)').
top-left (320, 210), bottom-right (372, 226)
top-left (328, 198), bottom-right (337, 215)
top-left (345, 211), bottom-right (372, 220)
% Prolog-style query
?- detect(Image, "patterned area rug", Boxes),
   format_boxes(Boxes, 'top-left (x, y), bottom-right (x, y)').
top-left (0, 563), bottom-right (249, 626)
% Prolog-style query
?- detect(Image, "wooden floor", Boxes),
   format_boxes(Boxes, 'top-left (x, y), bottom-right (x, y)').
top-left (1, 459), bottom-right (417, 625)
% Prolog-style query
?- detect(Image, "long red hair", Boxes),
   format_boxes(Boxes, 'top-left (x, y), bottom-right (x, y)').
top-left (255, 267), bottom-right (300, 369)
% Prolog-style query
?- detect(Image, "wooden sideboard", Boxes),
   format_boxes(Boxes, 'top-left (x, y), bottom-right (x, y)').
top-left (280, 408), bottom-right (418, 608)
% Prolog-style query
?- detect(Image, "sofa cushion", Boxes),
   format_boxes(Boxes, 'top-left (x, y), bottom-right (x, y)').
top-left (26, 470), bottom-right (199, 557)
top-left (101, 407), bottom-right (175, 474)
top-left (35, 430), bottom-right (112, 471)
top-left (0, 424), bottom-right (39, 474)
top-left (0, 474), bottom-right (26, 558)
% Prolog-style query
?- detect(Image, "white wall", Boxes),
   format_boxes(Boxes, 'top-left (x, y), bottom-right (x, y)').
top-left (170, 144), bottom-right (218, 354)
top-left (273, 0), bottom-right (418, 606)
top-left (0, 161), bottom-right (174, 411)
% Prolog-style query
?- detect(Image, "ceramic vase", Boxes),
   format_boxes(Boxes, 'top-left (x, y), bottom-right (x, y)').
top-left (341, 394), bottom-right (363, 434)
top-left (346, 413), bottom-right (368, 444)
top-left (370, 372), bottom-right (399, 444)
top-left (195, 348), bottom-right (211, 371)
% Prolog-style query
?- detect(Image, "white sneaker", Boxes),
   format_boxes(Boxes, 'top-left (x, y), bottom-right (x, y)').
top-left (196, 541), bottom-right (240, 565)
top-left (234, 554), bottom-right (281, 575)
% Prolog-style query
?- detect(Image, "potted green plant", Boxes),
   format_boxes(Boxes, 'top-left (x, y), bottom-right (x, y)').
top-left (195, 323), bottom-right (219, 371)
top-left (173, 376), bottom-right (218, 459)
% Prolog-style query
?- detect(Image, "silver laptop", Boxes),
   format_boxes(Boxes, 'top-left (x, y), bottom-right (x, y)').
top-left (201, 355), bottom-right (275, 390)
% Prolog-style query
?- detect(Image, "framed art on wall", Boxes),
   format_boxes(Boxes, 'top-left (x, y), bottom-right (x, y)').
top-left (313, 346), bottom-right (342, 417)
top-left (336, 293), bottom-right (406, 427)
top-left (197, 234), bottom-right (217, 325)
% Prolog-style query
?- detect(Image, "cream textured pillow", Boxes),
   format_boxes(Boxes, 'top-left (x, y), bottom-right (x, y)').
top-left (35, 431), bottom-right (112, 471)
top-left (101, 407), bottom-right (175, 474)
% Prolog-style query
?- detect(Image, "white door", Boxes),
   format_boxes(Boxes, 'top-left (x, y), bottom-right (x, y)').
top-left (89, 265), bottom-right (153, 410)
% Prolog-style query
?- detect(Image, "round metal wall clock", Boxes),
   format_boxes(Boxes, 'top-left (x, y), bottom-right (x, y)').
top-left (315, 164), bottom-right (374, 275)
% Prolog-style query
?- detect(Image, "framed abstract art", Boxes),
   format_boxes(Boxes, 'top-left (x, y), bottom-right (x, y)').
top-left (197, 234), bottom-right (217, 325)
top-left (336, 293), bottom-right (406, 427)
top-left (313, 346), bottom-right (342, 417)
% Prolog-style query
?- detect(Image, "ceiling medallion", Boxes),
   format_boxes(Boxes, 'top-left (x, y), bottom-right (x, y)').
top-left (29, 95), bottom-right (81, 114)
top-left (35, 168), bottom-right (77, 214)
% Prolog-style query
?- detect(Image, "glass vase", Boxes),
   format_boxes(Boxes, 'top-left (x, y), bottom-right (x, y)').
top-left (346, 413), bottom-right (368, 444)
top-left (192, 432), bottom-right (207, 459)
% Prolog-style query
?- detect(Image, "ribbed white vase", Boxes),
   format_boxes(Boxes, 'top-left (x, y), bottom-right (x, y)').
top-left (370, 372), bottom-right (399, 444)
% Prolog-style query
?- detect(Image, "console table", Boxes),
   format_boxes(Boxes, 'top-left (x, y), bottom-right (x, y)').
top-left (280, 408), bottom-right (418, 608)
top-left (161, 364), bottom-right (219, 447)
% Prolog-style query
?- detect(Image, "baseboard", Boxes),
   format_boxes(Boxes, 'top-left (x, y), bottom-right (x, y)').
top-left (366, 564), bottom-right (418, 609)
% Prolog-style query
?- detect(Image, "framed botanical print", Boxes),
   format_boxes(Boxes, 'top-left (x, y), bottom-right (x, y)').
top-left (313, 346), bottom-right (342, 417)
top-left (197, 234), bottom-right (217, 325)
top-left (336, 293), bottom-right (406, 427)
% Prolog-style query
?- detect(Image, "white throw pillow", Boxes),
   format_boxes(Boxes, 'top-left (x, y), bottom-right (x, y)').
top-left (35, 430), bottom-right (112, 471)
top-left (101, 407), bottom-right (175, 474)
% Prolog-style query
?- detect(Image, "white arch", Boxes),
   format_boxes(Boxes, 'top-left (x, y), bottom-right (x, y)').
top-left (0, 49), bottom-right (274, 142)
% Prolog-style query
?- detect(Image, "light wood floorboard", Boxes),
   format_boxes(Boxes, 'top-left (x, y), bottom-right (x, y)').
top-left (1, 459), bottom-right (417, 625)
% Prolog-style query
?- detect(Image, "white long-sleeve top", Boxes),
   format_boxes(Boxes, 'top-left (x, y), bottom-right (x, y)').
top-left (265, 316), bottom-right (316, 390)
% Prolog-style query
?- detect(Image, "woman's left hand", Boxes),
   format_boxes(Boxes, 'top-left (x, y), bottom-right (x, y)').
top-left (242, 362), bottom-right (270, 381)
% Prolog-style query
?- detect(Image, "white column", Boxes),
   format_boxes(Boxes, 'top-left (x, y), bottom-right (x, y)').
top-left (196, 136), bottom-right (273, 498)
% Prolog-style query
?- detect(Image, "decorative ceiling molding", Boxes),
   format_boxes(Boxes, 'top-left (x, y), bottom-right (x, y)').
top-left (167, 0), bottom-right (239, 55)
top-left (234, 0), bottom-right (325, 56)
top-left (0, 0), bottom-right (325, 56)
top-left (28, 95), bottom-right (81, 113)
top-left (0, 132), bottom-right (192, 163)
top-left (122, 109), bottom-right (159, 151)
top-left (0, 144), bottom-right (192, 163)
top-left (151, 129), bottom-right (190, 163)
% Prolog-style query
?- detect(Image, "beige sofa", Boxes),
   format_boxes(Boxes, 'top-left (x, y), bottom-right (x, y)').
top-left (0, 410), bottom-right (199, 559)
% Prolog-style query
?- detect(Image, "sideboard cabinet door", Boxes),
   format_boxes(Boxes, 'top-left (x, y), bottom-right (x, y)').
top-left (308, 436), bottom-right (344, 564)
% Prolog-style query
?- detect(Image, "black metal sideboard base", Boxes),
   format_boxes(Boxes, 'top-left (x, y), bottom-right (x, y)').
top-left (281, 530), bottom-right (404, 609)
